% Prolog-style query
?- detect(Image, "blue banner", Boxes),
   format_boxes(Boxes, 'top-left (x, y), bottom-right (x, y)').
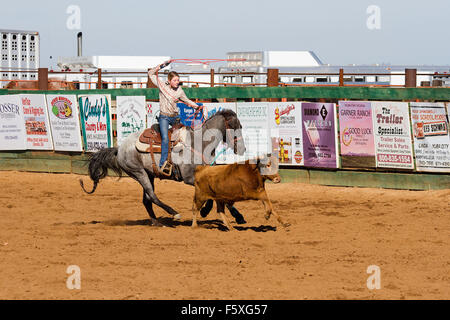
top-left (178, 103), bottom-right (204, 127)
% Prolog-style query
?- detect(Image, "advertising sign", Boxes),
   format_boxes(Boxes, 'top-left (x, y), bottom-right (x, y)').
top-left (410, 102), bottom-right (450, 172)
top-left (46, 94), bottom-right (83, 152)
top-left (79, 94), bottom-right (113, 152)
top-left (0, 95), bottom-right (26, 150)
top-left (301, 102), bottom-right (338, 168)
top-left (21, 94), bottom-right (53, 150)
top-left (269, 102), bottom-right (303, 165)
top-left (338, 101), bottom-right (375, 168)
top-left (116, 96), bottom-right (146, 145)
top-left (372, 101), bottom-right (414, 169)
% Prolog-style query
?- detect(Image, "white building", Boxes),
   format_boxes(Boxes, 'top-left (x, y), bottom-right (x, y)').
top-left (57, 55), bottom-right (170, 89)
top-left (0, 29), bottom-right (40, 88)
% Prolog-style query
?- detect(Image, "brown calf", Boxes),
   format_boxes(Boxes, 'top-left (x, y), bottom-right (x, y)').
top-left (192, 156), bottom-right (289, 231)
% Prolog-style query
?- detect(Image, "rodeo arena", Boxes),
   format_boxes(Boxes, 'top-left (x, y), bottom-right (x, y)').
top-left (0, 29), bottom-right (449, 303)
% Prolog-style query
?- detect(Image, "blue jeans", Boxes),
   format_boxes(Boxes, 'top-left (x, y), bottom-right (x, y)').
top-left (159, 114), bottom-right (180, 168)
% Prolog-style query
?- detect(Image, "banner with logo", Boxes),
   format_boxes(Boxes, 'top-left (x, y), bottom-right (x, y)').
top-left (410, 102), bottom-right (450, 172)
top-left (46, 95), bottom-right (83, 152)
top-left (301, 102), bottom-right (338, 168)
top-left (338, 101), bottom-right (375, 168)
top-left (79, 94), bottom-right (113, 152)
top-left (0, 95), bottom-right (26, 150)
top-left (116, 96), bottom-right (146, 146)
top-left (372, 101), bottom-right (414, 169)
top-left (146, 101), bottom-right (160, 128)
top-left (20, 94), bottom-right (53, 150)
top-left (269, 102), bottom-right (303, 166)
top-left (178, 102), bottom-right (204, 128)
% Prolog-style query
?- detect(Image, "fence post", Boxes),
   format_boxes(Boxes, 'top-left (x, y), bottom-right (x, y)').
top-left (210, 68), bottom-right (215, 87)
top-left (339, 68), bottom-right (344, 86)
top-left (267, 68), bottom-right (279, 102)
top-left (405, 68), bottom-right (417, 88)
top-left (38, 68), bottom-right (48, 90)
top-left (97, 68), bottom-right (102, 89)
top-left (147, 68), bottom-right (156, 88)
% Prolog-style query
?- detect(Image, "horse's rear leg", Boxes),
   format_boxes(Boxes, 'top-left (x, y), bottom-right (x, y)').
top-left (135, 169), bottom-right (180, 219)
top-left (143, 191), bottom-right (165, 227)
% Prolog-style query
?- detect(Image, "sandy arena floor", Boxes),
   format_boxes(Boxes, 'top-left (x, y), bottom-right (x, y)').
top-left (0, 171), bottom-right (449, 300)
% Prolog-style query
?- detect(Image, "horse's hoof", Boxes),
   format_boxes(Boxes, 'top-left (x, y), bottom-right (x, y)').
top-left (283, 222), bottom-right (291, 228)
top-left (150, 219), bottom-right (166, 227)
top-left (235, 217), bottom-right (247, 224)
top-left (264, 214), bottom-right (271, 220)
top-left (173, 214), bottom-right (182, 221)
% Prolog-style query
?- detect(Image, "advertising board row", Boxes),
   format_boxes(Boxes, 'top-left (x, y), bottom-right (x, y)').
top-left (0, 94), bottom-right (449, 172)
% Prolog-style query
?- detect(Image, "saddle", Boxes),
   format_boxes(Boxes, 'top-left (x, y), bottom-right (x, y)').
top-left (135, 123), bottom-right (185, 178)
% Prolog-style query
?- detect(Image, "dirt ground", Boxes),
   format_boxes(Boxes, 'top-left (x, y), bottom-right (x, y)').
top-left (0, 170), bottom-right (449, 300)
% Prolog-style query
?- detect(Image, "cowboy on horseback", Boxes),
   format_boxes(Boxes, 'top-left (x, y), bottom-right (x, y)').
top-left (148, 60), bottom-right (201, 175)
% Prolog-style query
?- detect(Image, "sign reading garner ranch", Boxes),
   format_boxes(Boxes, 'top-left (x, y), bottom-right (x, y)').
top-left (20, 94), bottom-right (53, 150)
top-left (46, 95), bottom-right (83, 152)
top-left (410, 102), bottom-right (450, 172)
top-left (372, 101), bottom-right (414, 169)
top-left (79, 95), bottom-right (113, 152)
top-left (301, 102), bottom-right (338, 168)
top-left (0, 95), bottom-right (26, 150)
top-left (338, 101), bottom-right (375, 168)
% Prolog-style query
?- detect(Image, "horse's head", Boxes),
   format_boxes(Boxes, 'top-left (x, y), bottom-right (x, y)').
top-left (217, 110), bottom-right (246, 155)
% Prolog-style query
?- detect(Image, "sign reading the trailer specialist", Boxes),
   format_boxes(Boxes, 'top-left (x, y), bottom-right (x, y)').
top-left (410, 102), bottom-right (450, 172)
top-left (372, 101), bottom-right (414, 169)
top-left (116, 96), bottom-right (146, 146)
top-left (338, 101), bottom-right (375, 168)
top-left (269, 102), bottom-right (303, 165)
top-left (46, 95), bottom-right (83, 152)
top-left (0, 95), bottom-right (26, 150)
top-left (20, 94), bottom-right (54, 150)
top-left (301, 102), bottom-right (338, 168)
top-left (79, 95), bottom-right (113, 152)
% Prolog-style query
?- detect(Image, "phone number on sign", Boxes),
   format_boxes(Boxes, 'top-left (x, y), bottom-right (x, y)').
top-left (377, 153), bottom-right (412, 164)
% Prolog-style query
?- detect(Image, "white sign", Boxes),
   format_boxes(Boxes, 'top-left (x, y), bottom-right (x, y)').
top-left (117, 96), bottom-right (146, 145)
top-left (269, 102), bottom-right (303, 166)
top-left (20, 94), bottom-right (54, 150)
top-left (46, 95), bottom-right (83, 152)
top-left (0, 95), bottom-right (26, 150)
top-left (146, 101), bottom-right (160, 128)
top-left (372, 101), bottom-right (414, 169)
top-left (410, 102), bottom-right (450, 172)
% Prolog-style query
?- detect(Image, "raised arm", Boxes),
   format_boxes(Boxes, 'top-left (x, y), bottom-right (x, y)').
top-left (148, 61), bottom-right (171, 88)
top-left (179, 89), bottom-right (200, 110)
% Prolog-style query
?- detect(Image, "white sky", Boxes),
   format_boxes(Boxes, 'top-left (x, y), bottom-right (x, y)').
top-left (3, 0), bottom-right (450, 68)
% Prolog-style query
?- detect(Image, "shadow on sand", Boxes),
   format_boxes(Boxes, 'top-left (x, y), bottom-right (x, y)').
top-left (70, 217), bottom-right (277, 232)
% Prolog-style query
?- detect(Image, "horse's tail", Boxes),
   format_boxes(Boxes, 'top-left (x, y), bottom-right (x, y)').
top-left (79, 147), bottom-right (123, 194)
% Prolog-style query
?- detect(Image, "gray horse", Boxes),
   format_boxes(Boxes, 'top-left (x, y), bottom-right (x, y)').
top-left (80, 109), bottom-right (246, 227)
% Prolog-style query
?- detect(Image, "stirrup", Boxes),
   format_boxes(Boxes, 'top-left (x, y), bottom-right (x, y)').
top-left (159, 161), bottom-right (173, 177)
